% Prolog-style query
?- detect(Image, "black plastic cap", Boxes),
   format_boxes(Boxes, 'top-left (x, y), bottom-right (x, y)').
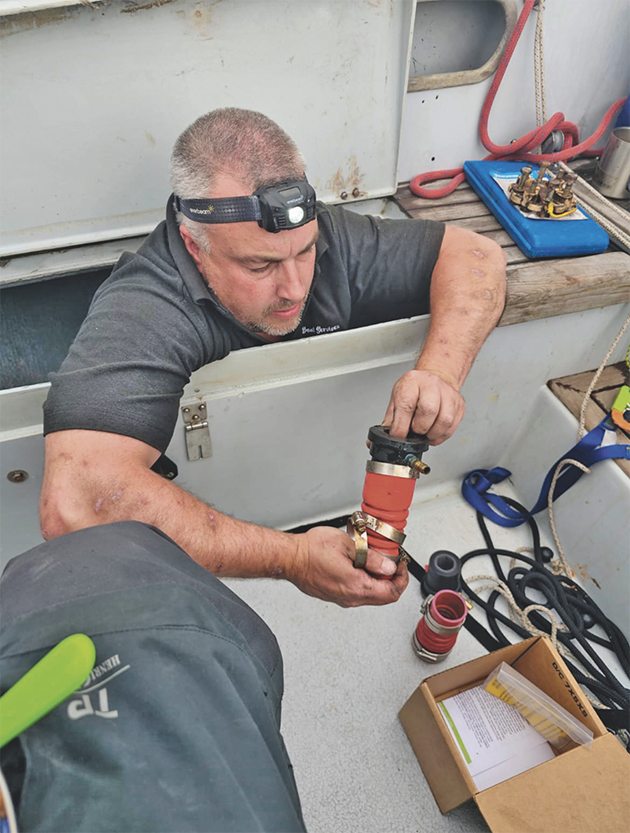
top-left (421, 550), bottom-right (462, 597)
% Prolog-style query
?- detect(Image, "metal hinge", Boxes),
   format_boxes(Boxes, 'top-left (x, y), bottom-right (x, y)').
top-left (181, 402), bottom-right (212, 461)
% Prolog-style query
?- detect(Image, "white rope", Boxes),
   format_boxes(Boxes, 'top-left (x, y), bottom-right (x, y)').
top-left (571, 198), bottom-right (630, 251)
top-left (546, 457), bottom-right (591, 576)
top-left (562, 162), bottom-right (630, 226)
top-left (533, 0), bottom-right (547, 131)
top-left (560, 163), bottom-right (630, 251)
top-left (577, 310), bottom-right (630, 439)
top-left (464, 573), bottom-right (567, 650)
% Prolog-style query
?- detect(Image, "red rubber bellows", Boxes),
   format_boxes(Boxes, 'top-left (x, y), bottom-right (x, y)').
top-left (415, 590), bottom-right (468, 657)
top-left (361, 471), bottom-right (416, 558)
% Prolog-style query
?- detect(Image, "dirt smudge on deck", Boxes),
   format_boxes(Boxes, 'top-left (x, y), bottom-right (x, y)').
top-left (573, 562), bottom-right (601, 589)
top-left (121, 0), bottom-right (176, 13)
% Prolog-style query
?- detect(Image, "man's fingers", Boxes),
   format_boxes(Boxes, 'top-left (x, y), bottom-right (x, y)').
top-left (364, 548), bottom-right (398, 577)
top-left (389, 391), bottom-right (420, 437)
top-left (421, 401), bottom-right (456, 443)
top-left (346, 561), bottom-right (408, 606)
top-left (381, 397), bottom-right (395, 428)
top-left (424, 394), bottom-right (465, 445)
top-left (390, 560), bottom-right (410, 594)
top-left (406, 386), bottom-right (441, 436)
top-left (299, 526), bottom-right (408, 608)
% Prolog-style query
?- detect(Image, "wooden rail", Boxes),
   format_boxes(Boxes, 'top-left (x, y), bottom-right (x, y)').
top-left (394, 178), bottom-right (630, 326)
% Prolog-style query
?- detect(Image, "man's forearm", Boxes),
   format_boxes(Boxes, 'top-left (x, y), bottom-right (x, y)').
top-left (41, 430), bottom-right (407, 608)
top-left (416, 227), bottom-right (506, 389)
top-left (42, 459), bottom-right (299, 580)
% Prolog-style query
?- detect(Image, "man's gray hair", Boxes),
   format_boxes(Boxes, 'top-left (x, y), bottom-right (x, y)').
top-left (170, 108), bottom-right (306, 248)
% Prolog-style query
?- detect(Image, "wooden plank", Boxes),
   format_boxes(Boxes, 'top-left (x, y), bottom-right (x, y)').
top-left (499, 251), bottom-right (630, 327)
top-left (548, 363), bottom-right (629, 477)
top-left (436, 215), bottom-right (503, 232)
top-left (397, 189), bottom-right (482, 212)
top-left (503, 245), bottom-right (530, 265)
top-left (407, 212), bottom-right (524, 249)
top-left (483, 229), bottom-right (517, 247)
top-left (405, 202), bottom-right (491, 223)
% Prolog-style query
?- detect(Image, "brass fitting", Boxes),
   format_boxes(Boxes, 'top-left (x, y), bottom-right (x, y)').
top-left (407, 456), bottom-right (431, 476)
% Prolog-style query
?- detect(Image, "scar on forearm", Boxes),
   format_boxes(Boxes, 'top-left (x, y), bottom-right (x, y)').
top-left (95, 489), bottom-right (123, 513)
top-left (471, 268), bottom-right (486, 276)
top-left (472, 249), bottom-right (486, 258)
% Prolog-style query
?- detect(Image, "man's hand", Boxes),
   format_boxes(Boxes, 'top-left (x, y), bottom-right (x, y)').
top-left (380, 227), bottom-right (505, 447)
top-left (382, 368), bottom-right (465, 445)
top-left (289, 526), bottom-right (409, 607)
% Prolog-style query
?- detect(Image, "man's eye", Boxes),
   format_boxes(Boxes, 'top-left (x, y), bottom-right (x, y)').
top-left (249, 263), bottom-right (271, 274)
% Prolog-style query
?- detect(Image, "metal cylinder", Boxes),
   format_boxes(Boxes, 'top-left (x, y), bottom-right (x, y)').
top-left (593, 127), bottom-right (630, 199)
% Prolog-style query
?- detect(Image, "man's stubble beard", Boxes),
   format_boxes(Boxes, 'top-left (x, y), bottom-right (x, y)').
top-left (203, 271), bottom-right (306, 337)
top-left (248, 300), bottom-right (306, 337)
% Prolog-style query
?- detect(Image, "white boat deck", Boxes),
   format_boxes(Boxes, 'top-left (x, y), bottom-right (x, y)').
top-left (225, 475), bottom-right (628, 833)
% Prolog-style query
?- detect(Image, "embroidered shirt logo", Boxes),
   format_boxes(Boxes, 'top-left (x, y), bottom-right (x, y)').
top-left (301, 324), bottom-right (341, 335)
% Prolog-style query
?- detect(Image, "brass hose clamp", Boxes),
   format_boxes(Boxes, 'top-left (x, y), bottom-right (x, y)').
top-left (347, 510), bottom-right (407, 568)
top-left (366, 460), bottom-right (418, 479)
top-left (347, 511), bottom-right (369, 568)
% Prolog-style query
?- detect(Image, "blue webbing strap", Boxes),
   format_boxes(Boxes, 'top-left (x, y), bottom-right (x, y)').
top-left (462, 416), bottom-right (630, 527)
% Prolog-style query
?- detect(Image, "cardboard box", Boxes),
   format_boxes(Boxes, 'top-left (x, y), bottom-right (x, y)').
top-left (399, 636), bottom-right (630, 833)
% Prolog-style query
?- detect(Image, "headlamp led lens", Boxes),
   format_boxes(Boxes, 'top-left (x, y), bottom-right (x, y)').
top-left (287, 206), bottom-right (305, 225)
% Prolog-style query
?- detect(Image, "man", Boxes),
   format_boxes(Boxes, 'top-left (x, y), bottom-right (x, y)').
top-left (40, 108), bottom-right (506, 608)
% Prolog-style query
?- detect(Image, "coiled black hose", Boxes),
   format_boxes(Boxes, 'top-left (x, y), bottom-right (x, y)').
top-left (458, 497), bottom-right (630, 713)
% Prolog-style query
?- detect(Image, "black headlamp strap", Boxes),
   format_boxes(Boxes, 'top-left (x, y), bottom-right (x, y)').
top-left (174, 195), bottom-right (261, 225)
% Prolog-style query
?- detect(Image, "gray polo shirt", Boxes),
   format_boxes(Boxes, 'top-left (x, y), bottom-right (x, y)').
top-left (44, 199), bottom-right (444, 453)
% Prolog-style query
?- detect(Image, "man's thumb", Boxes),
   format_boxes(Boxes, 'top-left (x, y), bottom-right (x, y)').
top-left (365, 549), bottom-right (397, 577)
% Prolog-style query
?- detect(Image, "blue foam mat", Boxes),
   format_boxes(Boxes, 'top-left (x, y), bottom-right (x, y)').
top-left (463, 160), bottom-right (609, 258)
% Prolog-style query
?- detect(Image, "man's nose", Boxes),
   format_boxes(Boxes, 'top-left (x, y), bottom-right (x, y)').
top-left (276, 260), bottom-right (305, 302)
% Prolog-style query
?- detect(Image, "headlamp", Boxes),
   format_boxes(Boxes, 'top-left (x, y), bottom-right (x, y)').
top-left (174, 177), bottom-right (317, 233)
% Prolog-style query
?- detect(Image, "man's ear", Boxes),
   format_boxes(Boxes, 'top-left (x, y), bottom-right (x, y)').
top-left (179, 225), bottom-right (205, 270)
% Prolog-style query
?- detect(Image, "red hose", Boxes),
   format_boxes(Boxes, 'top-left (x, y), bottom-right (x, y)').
top-left (361, 471), bottom-right (416, 559)
top-left (410, 0), bottom-right (626, 198)
top-left (414, 590), bottom-right (468, 656)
